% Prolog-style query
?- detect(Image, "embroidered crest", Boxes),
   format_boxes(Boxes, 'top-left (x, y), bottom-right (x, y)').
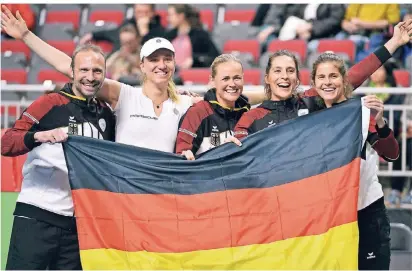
top-left (68, 116), bottom-right (78, 135)
top-left (210, 126), bottom-right (220, 147)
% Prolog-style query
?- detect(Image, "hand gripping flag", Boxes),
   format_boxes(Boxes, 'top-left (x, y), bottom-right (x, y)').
top-left (63, 98), bottom-right (369, 270)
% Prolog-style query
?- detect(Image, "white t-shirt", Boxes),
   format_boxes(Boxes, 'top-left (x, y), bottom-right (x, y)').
top-left (358, 99), bottom-right (384, 210)
top-left (114, 83), bottom-right (193, 153)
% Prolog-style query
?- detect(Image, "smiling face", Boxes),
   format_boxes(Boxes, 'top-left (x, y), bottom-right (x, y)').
top-left (265, 55), bottom-right (299, 101)
top-left (72, 50), bottom-right (105, 98)
top-left (211, 60), bottom-right (244, 108)
top-left (140, 49), bottom-right (175, 86)
top-left (313, 61), bottom-right (346, 106)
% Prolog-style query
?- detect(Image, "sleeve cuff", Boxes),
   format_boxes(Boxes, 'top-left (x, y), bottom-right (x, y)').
top-left (375, 122), bottom-right (391, 138)
top-left (374, 46), bottom-right (392, 64)
top-left (24, 132), bottom-right (40, 150)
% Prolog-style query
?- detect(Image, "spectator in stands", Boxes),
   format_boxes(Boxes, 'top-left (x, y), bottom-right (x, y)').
top-left (338, 4), bottom-right (401, 62)
top-left (165, 4), bottom-right (220, 69)
top-left (1, 4), bottom-right (35, 38)
top-left (256, 4), bottom-right (345, 52)
top-left (79, 4), bottom-right (165, 52)
top-left (106, 24), bottom-right (142, 84)
top-left (388, 93), bottom-right (412, 207)
top-left (1, 42), bottom-right (116, 269)
top-left (233, 19), bottom-right (412, 140)
top-left (176, 54), bottom-right (248, 160)
top-left (311, 54), bottom-right (398, 270)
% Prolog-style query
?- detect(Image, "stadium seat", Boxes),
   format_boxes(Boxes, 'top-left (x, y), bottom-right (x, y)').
top-left (224, 10), bottom-right (256, 23)
top-left (37, 69), bottom-right (70, 84)
top-left (45, 4), bottom-right (81, 29)
top-left (393, 69), bottom-right (411, 87)
top-left (157, 10), bottom-right (168, 28)
top-left (244, 69), bottom-right (261, 85)
top-left (267, 40), bottom-right (307, 64)
top-left (1, 40), bottom-right (31, 60)
top-left (1, 52), bottom-right (27, 69)
top-left (89, 10), bottom-right (125, 26)
top-left (299, 69), bottom-right (311, 86)
top-left (179, 69), bottom-right (210, 85)
top-left (223, 40), bottom-right (260, 62)
top-left (213, 22), bottom-right (259, 51)
top-left (39, 23), bottom-right (75, 41)
top-left (78, 21), bottom-right (118, 37)
top-left (0, 106), bottom-right (18, 117)
top-left (88, 4), bottom-right (128, 12)
top-left (231, 52), bottom-right (255, 69)
top-left (199, 9), bottom-right (214, 31)
top-left (1, 69), bottom-right (27, 84)
top-left (48, 41), bottom-right (76, 56)
top-left (317, 39), bottom-right (356, 63)
top-left (93, 41), bottom-right (114, 54)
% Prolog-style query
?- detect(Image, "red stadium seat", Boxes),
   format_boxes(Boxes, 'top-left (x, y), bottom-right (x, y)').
top-left (48, 41), bottom-right (76, 56)
top-left (267, 40), bottom-right (307, 63)
top-left (199, 10), bottom-right (214, 31)
top-left (1, 106), bottom-right (18, 117)
top-left (1, 69), bottom-right (27, 84)
top-left (89, 10), bottom-right (125, 26)
top-left (1, 40), bottom-right (31, 59)
top-left (299, 69), bottom-right (311, 86)
top-left (244, 69), bottom-right (261, 85)
top-left (157, 10), bottom-right (168, 27)
top-left (393, 69), bottom-right (410, 87)
top-left (224, 10), bottom-right (256, 23)
top-left (46, 10), bottom-right (80, 29)
top-left (179, 69), bottom-right (210, 84)
top-left (317, 39), bottom-right (356, 63)
top-left (223, 40), bottom-right (260, 62)
top-left (93, 41), bottom-right (114, 54)
top-left (37, 70), bottom-right (69, 84)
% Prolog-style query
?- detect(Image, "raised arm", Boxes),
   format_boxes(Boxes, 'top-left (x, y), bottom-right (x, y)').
top-left (1, 5), bottom-right (122, 109)
top-left (304, 19), bottom-right (412, 97)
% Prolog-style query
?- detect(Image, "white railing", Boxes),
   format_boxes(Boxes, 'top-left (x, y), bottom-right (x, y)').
top-left (1, 84), bottom-right (411, 177)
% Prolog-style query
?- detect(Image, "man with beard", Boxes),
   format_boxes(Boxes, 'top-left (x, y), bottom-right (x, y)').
top-left (1, 43), bottom-right (116, 270)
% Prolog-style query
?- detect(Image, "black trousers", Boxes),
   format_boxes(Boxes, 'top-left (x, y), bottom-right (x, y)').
top-left (6, 216), bottom-right (82, 270)
top-left (358, 197), bottom-right (391, 270)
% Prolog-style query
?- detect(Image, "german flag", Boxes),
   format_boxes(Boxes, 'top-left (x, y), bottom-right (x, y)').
top-left (64, 98), bottom-right (368, 270)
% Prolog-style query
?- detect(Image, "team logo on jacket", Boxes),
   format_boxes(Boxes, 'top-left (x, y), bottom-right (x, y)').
top-left (99, 118), bottom-right (106, 132)
top-left (68, 116), bottom-right (78, 135)
top-left (210, 126), bottom-right (220, 147)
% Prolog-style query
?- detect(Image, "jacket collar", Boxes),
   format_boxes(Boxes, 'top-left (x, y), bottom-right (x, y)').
top-left (259, 96), bottom-right (299, 110)
top-left (204, 88), bottom-right (250, 117)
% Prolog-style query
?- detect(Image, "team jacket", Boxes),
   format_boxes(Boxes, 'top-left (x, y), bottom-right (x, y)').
top-left (234, 45), bottom-right (393, 140)
top-left (175, 88), bottom-right (250, 155)
top-left (1, 83), bottom-right (115, 228)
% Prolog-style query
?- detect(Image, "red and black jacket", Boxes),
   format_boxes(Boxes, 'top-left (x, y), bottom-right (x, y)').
top-left (234, 45), bottom-right (393, 140)
top-left (1, 83), bottom-right (116, 157)
top-left (175, 88), bottom-right (250, 155)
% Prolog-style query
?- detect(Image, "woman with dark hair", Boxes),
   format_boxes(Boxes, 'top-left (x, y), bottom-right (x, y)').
top-left (165, 4), bottom-right (220, 69)
top-left (311, 53), bottom-right (399, 270)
